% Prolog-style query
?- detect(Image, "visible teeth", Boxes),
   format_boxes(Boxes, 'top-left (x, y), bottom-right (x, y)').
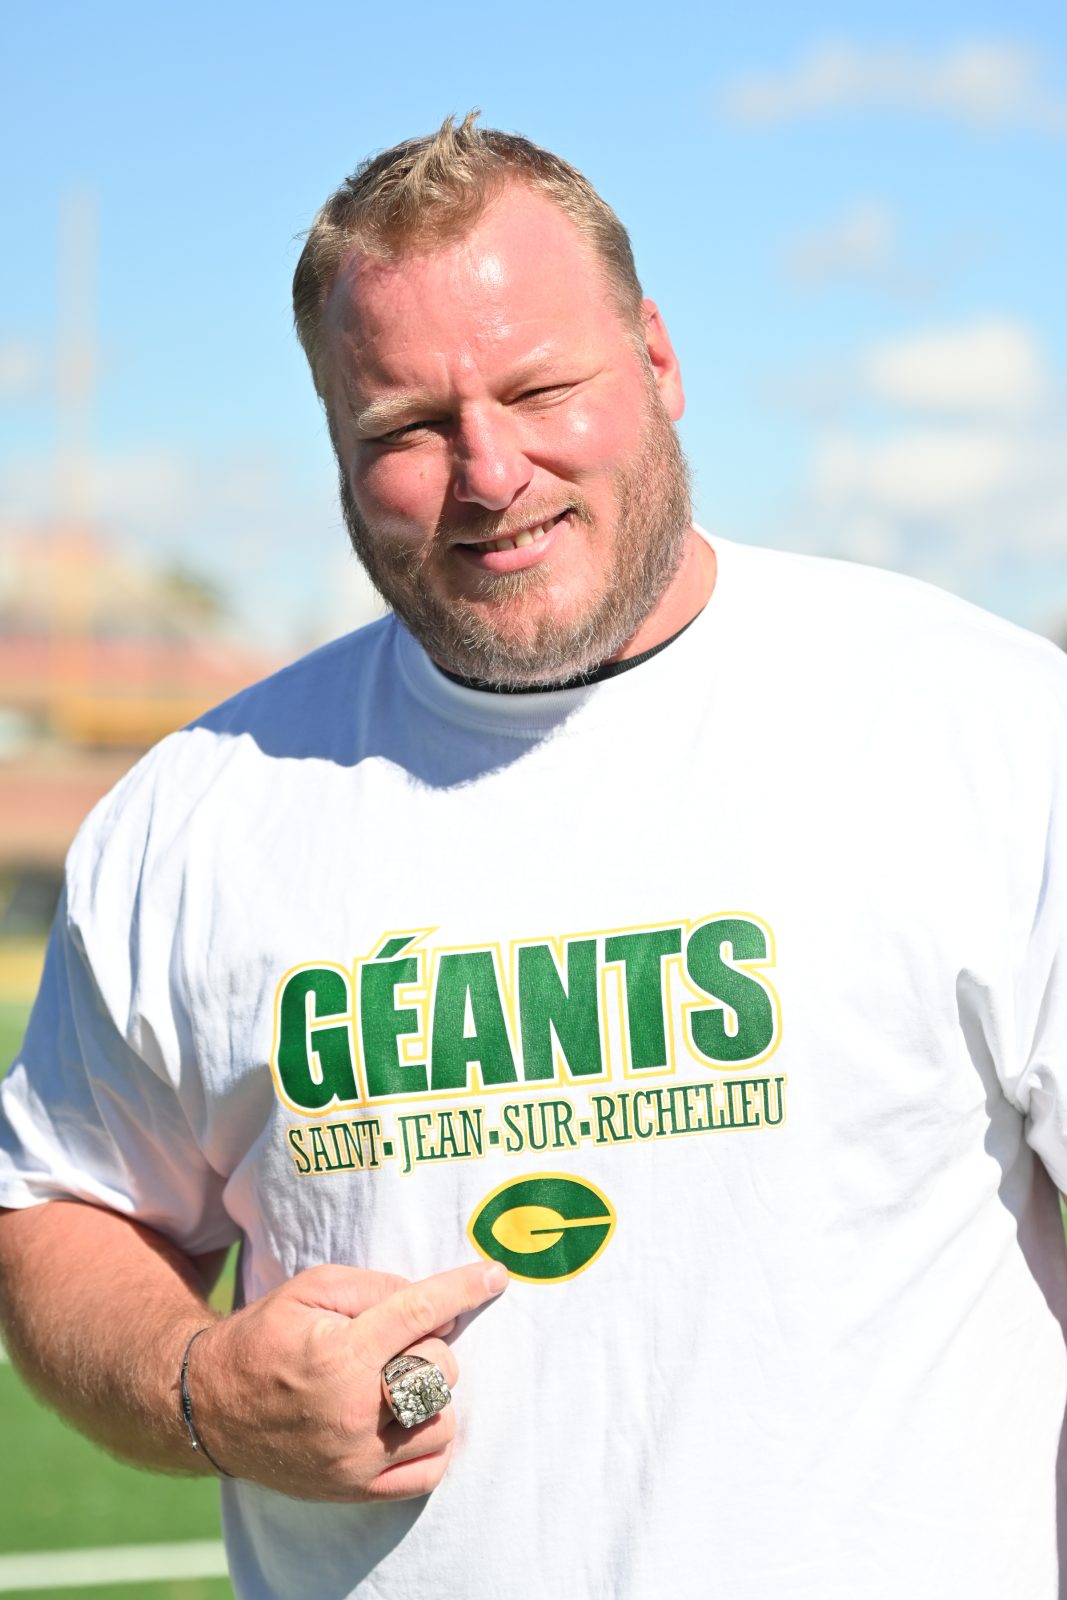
top-left (473, 519), bottom-right (563, 553)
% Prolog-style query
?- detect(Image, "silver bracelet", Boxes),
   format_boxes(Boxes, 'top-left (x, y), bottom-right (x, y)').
top-left (179, 1327), bottom-right (233, 1477)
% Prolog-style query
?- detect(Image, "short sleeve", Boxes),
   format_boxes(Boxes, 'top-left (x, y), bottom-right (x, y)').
top-left (0, 819), bottom-right (238, 1255)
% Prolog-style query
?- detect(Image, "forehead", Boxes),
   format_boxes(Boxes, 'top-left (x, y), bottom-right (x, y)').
top-left (320, 187), bottom-right (625, 399)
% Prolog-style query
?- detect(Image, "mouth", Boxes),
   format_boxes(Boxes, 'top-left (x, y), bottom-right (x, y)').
top-left (452, 509), bottom-right (572, 571)
top-left (455, 509), bottom-right (570, 553)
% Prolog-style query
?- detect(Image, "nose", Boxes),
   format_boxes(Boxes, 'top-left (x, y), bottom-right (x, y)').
top-left (451, 408), bottom-right (533, 511)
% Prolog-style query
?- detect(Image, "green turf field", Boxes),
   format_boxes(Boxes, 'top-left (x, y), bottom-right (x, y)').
top-left (0, 1364), bottom-right (230, 1596)
top-left (0, 1002), bottom-right (27, 1079)
top-left (1, 992), bottom-right (233, 1596)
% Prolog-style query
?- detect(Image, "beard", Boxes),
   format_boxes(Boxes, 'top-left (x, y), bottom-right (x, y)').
top-left (337, 384), bottom-right (693, 689)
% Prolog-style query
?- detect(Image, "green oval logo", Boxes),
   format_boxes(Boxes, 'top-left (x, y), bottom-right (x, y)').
top-left (468, 1172), bottom-right (616, 1283)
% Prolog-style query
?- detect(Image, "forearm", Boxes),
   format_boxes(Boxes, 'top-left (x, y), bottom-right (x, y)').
top-left (0, 1200), bottom-right (223, 1475)
top-left (0, 1200), bottom-right (507, 1501)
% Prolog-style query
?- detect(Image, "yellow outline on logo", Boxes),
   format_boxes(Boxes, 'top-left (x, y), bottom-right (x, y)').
top-left (467, 1171), bottom-right (617, 1285)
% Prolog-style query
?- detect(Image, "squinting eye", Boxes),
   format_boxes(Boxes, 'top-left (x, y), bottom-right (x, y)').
top-left (377, 420), bottom-right (436, 445)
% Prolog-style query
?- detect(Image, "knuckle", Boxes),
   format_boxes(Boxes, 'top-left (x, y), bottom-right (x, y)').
top-left (399, 1288), bottom-right (437, 1336)
top-left (363, 1453), bottom-right (447, 1501)
top-left (415, 1458), bottom-right (448, 1495)
top-left (405, 1450), bottom-right (450, 1496)
top-left (347, 1333), bottom-right (386, 1378)
top-left (362, 1269), bottom-right (410, 1299)
top-left (377, 1271), bottom-right (411, 1295)
top-left (362, 1478), bottom-right (404, 1503)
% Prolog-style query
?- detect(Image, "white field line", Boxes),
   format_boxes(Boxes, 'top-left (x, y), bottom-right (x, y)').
top-left (0, 1539), bottom-right (228, 1592)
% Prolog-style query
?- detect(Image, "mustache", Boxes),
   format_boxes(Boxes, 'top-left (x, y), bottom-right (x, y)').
top-left (433, 496), bottom-right (593, 548)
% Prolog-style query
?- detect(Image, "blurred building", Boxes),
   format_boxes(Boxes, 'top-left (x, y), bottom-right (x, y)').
top-left (0, 523), bottom-right (279, 933)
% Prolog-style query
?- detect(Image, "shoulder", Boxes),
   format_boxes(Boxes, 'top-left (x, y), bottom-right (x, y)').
top-left (714, 536), bottom-right (1067, 692)
top-left (706, 538), bottom-right (1067, 803)
top-left (63, 615), bottom-right (400, 917)
top-left (193, 613), bottom-right (397, 747)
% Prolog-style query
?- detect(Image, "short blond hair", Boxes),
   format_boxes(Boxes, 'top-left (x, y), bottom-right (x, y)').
top-left (292, 112), bottom-right (644, 396)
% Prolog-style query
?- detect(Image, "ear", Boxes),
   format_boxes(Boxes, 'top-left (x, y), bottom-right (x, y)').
top-left (640, 298), bottom-right (685, 421)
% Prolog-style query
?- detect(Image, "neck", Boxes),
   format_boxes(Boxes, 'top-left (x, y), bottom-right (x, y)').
top-left (437, 607), bottom-right (704, 695)
top-left (607, 527), bottom-right (716, 663)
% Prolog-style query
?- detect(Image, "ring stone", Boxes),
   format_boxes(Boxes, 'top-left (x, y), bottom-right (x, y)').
top-left (382, 1355), bottom-right (452, 1430)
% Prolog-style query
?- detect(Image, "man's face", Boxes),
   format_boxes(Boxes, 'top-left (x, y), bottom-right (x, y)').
top-left (321, 184), bottom-right (692, 685)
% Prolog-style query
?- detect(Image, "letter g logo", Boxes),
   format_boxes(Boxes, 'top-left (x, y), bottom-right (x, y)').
top-left (467, 1173), bottom-right (616, 1283)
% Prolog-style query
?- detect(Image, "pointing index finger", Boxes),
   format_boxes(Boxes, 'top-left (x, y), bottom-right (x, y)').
top-left (356, 1262), bottom-right (508, 1370)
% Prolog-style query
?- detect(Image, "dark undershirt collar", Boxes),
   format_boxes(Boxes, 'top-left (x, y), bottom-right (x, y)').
top-left (436, 610), bottom-right (703, 695)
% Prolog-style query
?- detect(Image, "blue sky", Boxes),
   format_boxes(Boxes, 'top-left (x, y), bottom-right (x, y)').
top-left (3, 0), bottom-right (1066, 648)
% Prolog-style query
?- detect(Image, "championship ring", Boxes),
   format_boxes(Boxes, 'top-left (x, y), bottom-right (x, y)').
top-left (381, 1354), bottom-right (452, 1429)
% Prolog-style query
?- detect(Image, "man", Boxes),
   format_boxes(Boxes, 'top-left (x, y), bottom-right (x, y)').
top-left (1, 114), bottom-right (1066, 1599)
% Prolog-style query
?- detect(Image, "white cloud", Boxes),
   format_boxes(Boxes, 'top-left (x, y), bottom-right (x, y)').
top-left (759, 315), bottom-right (1067, 636)
top-left (785, 203), bottom-right (897, 287)
top-left (862, 320), bottom-right (1051, 414)
top-left (769, 319), bottom-right (1055, 420)
top-left (794, 416), bottom-right (1067, 636)
top-left (722, 41), bottom-right (1067, 134)
top-left (812, 426), bottom-right (1038, 518)
top-left (781, 203), bottom-right (972, 302)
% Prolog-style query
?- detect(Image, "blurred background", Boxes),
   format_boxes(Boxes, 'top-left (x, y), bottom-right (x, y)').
top-left (1, 0), bottom-right (1064, 1592)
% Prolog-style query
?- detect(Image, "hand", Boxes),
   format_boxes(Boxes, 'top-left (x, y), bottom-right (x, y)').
top-left (183, 1259), bottom-right (508, 1501)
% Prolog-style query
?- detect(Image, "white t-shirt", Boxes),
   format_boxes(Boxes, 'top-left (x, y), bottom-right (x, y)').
top-left (3, 535), bottom-right (1067, 1599)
